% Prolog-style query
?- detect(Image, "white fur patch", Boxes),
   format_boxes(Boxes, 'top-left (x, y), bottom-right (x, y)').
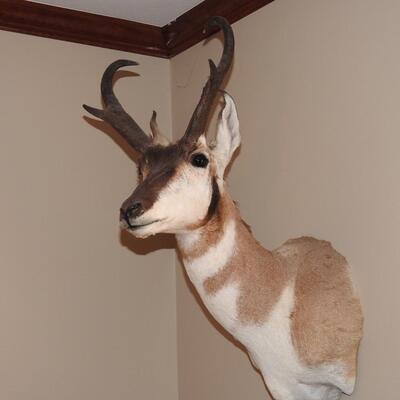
top-left (176, 229), bottom-right (201, 252)
top-left (177, 220), bottom-right (239, 333)
top-left (183, 220), bottom-right (236, 288)
top-left (179, 220), bottom-right (239, 333)
top-left (203, 282), bottom-right (240, 334)
top-left (236, 284), bottom-right (302, 398)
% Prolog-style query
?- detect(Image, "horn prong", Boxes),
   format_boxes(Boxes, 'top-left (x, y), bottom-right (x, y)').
top-left (82, 104), bottom-right (105, 119)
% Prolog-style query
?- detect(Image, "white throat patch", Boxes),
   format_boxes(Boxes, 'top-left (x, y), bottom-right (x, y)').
top-left (183, 220), bottom-right (236, 290)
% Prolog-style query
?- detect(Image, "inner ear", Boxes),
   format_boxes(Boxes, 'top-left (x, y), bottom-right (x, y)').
top-left (212, 92), bottom-right (241, 178)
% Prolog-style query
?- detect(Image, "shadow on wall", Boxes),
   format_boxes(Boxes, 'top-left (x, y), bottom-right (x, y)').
top-left (121, 230), bottom-right (176, 255)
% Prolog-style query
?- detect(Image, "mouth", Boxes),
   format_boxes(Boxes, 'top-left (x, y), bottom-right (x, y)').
top-left (127, 219), bottom-right (163, 230)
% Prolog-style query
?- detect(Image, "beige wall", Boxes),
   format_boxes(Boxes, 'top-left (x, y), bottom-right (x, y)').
top-left (0, 31), bottom-right (178, 400)
top-left (171, 0), bottom-right (400, 399)
top-left (2, 1), bottom-right (400, 399)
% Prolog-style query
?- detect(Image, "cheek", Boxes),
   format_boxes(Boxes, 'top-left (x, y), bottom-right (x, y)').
top-left (179, 177), bottom-right (212, 218)
top-left (149, 168), bottom-right (212, 222)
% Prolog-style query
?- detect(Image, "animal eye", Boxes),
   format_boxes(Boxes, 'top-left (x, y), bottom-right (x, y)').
top-left (191, 153), bottom-right (209, 168)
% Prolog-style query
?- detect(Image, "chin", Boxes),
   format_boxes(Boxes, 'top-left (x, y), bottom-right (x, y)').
top-left (129, 227), bottom-right (155, 239)
top-left (121, 225), bottom-right (154, 239)
top-left (122, 219), bottom-right (168, 239)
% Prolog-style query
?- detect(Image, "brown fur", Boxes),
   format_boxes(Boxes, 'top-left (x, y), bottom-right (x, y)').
top-left (182, 194), bottom-right (292, 325)
top-left (204, 219), bottom-right (292, 325)
top-left (179, 194), bottom-right (362, 375)
top-left (280, 237), bottom-right (363, 376)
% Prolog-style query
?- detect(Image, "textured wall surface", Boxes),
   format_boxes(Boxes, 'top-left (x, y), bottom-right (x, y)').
top-left (171, 1), bottom-right (400, 399)
top-left (0, 30), bottom-right (178, 400)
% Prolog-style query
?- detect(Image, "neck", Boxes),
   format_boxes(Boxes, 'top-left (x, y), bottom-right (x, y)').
top-left (176, 191), bottom-right (240, 261)
top-left (176, 190), bottom-right (272, 290)
top-left (175, 192), bottom-right (243, 331)
top-left (176, 191), bottom-right (285, 328)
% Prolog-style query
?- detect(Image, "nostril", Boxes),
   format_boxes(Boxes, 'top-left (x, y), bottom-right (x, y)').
top-left (120, 202), bottom-right (144, 227)
top-left (126, 202), bottom-right (142, 218)
top-left (130, 202), bottom-right (141, 211)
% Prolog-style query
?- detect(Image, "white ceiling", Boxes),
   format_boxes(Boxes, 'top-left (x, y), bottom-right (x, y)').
top-left (35, 0), bottom-right (203, 26)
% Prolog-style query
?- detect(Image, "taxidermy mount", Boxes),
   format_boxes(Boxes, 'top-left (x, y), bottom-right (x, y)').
top-left (83, 16), bottom-right (363, 400)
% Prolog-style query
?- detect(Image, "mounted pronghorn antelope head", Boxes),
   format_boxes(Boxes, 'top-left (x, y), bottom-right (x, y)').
top-left (84, 16), bottom-right (362, 400)
top-left (84, 16), bottom-right (236, 238)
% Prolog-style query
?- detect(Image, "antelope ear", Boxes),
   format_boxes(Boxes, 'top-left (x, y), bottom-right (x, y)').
top-left (212, 92), bottom-right (241, 178)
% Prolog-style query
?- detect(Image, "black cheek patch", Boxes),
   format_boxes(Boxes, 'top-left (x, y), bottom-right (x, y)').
top-left (207, 177), bottom-right (220, 219)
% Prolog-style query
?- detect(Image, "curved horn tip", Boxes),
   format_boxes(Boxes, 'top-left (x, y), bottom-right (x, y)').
top-left (114, 59), bottom-right (139, 66)
top-left (82, 104), bottom-right (105, 119)
top-left (105, 60), bottom-right (139, 74)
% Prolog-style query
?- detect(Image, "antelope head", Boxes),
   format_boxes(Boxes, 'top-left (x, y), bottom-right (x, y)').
top-left (83, 17), bottom-right (240, 238)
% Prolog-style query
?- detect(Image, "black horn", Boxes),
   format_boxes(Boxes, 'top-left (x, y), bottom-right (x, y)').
top-left (83, 60), bottom-right (152, 154)
top-left (180, 16), bottom-right (234, 147)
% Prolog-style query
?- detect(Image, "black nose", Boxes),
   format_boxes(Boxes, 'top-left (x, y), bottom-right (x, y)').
top-left (126, 202), bottom-right (142, 218)
top-left (120, 202), bottom-right (143, 226)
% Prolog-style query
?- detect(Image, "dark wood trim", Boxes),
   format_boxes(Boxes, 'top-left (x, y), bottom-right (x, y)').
top-left (0, 0), bottom-right (168, 58)
top-left (0, 0), bottom-right (275, 58)
top-left (163, 0), bottom-right (276, 57)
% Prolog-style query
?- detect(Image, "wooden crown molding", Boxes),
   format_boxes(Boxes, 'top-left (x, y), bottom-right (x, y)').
top-left (0, 0), bottom-right (168, 57)
top-left (0, 0), bottom-right (275, 58)
top-left (164, 0), bottom-right (275, 57)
